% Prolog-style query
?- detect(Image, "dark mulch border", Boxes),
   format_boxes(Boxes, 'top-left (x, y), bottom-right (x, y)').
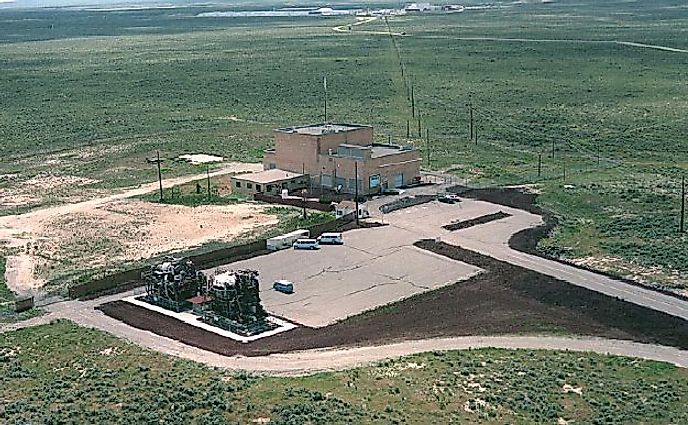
top-left (443, 211), bottom-right (512, 231)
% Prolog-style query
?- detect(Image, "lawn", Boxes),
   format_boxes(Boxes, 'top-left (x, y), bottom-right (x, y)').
top-left (1, 320), bottom-right (687, 424)
top-left (0, 0), bottom-right (686, 291)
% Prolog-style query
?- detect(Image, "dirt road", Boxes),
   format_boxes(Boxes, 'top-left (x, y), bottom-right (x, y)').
top-left (333, 17), bottom-right (688, 54)
top-left (4, 298), bottom-right (687, 375)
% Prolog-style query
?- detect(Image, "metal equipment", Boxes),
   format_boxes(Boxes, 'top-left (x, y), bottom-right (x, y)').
top-left (201, 269), bottom-right (276, 336)
top-left (141, 257), bottom-right (205, 312)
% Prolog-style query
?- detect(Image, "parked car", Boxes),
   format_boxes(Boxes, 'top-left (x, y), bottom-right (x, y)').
top-left (383, 188), bottom-right (406, 195)
top-left (317, 232), bottom-right (344, 245)
top-left (437, 193), bottom-right (461, 204)
top-left (273, 280), bottom-right (294, 294)
top-left (293, 238), bottom-right (320, 250)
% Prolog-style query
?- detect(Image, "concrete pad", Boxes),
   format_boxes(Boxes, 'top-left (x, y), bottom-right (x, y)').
top-left (122, 295), bottom-right (297, 343)
top-left (210, 230), bottom-right (481, 328)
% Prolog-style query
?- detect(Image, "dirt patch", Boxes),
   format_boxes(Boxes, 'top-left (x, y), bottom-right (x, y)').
top-left (9, 200), bottom-right (277, 291)
top-left (4, 255), bottom-right (45, 292)
top-left (23, 174), bottom-right (100, 190)
top-left (177, 154), bottom-right (224, 165)
top-left (98, 239), bottom-right (688, 357)
top-left (443, 211), bottom-right (512, 231)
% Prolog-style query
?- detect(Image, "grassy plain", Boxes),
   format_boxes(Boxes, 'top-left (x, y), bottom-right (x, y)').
top-left (0, 0), bottom-right (687, 291)
top-left (0, 320), bottom-right (686, 424)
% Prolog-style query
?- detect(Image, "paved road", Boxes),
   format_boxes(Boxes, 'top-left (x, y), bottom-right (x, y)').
top-left (374, 199), bottom-right (688, 322)
top-left (392, 200), bottom-right (688, 322)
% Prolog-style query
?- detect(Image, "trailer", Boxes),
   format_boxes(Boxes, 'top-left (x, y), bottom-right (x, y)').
top-left (267, 229), bottom-right (310, 251)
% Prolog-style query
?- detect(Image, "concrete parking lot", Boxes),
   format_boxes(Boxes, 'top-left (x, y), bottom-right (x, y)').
top-left (210, 196), bottom-right (688, 328)
top-left (207, 216), bottom-right (482, 327)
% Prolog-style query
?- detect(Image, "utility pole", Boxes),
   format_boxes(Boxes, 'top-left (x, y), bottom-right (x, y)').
top-left (302, 189), bottom-right (307, 220)
top-left (354, 161), bottom-right (360, 226)
top-left (469, 96), bottom-right (474, 142)
top-left (417, 115), bottom-right (421, 138)
top-left (537, 153), bottom-right (542, 177)
top-left (147, 151), bottom-right (164, 202)
top-left (406, 120), bottom-right (410, 138)
top-left (411, 85), bottom-right (415, 117)
top-left (206, 166), bottom-right (211, 201)
top-left (323, 76), bottom-right (328, 123)
top-left (426, 128), bottom-right (430, 166)
top-left (681, 174), bottom-right (685, 233)
top-left (475, 124), bottom-right (478, 145)
top-left (303, 163), bottom-right (309, 194)
top-left (563, 162), bottom-right (566, 182)
top-left (597, 142), bottom-right (601, 166)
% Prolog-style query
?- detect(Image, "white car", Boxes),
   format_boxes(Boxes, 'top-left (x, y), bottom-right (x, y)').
top-left (293, 238), bottom-right (320, 250)
top-left (317, 232), bottom-right (344, 245)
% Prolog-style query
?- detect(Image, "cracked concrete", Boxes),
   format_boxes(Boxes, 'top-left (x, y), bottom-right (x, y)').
top-left (206, 225), bottom-right (481, 327)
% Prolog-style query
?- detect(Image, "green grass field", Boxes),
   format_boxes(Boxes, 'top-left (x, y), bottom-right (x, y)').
top-left (1, 0), bottom-right (687, 291)
top-left (1, 320), bottom-right (687, 424)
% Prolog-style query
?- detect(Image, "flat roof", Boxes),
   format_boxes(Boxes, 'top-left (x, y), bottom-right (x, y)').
top-left (232, 169), bottom-right (305, 184)
top-left (371, 145), bottom-right (405, 158)
top-left (276, 123), bottom-right (371, 136)
top-left (331, 143), bottom-right (415, 159)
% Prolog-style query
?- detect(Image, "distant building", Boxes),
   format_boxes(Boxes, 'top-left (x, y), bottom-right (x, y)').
top-left (263, 123), bottom-right (421, 196)
top-left (405, 3), bottom-right (432, 12)
top-left (230, 169), bottom-right (308, 196)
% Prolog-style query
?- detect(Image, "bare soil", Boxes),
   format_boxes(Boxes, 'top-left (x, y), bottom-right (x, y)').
top-left (0, 162), bottom-right (263, 293)
top-left (99, 239), bottom-right (688, 357)
top-left (29, 201), bottom-right (276, 283)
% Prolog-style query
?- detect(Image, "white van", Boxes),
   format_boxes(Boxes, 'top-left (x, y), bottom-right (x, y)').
top-left (318, 232), bottom-right (344, 245)
top-left (293, 238), bottom-right (320, 250)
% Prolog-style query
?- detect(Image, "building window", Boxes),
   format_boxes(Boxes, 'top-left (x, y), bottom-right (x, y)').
top-left (247, 183), bottom-right (253, 189)
top-left (268, 163), bottom-right (276, 169)
top-left (256, 184), bottom-right (262, 192)
top-left (267, 185), bottom-right (273, 192)
top-left (235, 181), bottom-right (241, 188)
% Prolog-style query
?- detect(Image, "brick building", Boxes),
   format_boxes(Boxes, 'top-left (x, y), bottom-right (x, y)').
top-left (230, 169), bottom-right (308, 196)
top-left (263, 124), bottom-right (421, 195)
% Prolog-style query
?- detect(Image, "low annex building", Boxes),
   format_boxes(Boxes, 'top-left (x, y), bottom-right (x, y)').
top-left (230, 169), bottom-right (309, 196)
top-left (263, 123), bottom-right (421, 195)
